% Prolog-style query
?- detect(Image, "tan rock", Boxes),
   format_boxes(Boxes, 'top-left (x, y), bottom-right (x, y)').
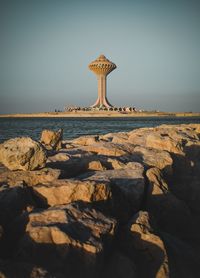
top-left (127, 211), bottom-right (169, 278)
top-left (189, 123), bottom-right (200, 134)
top-left (111, 133), bottom-right (129, 144)
top-left (106, 158), bottom-right (126, 169)
top-left (0, 168), bottom-right (61, 187)
top-left (33, 179), bottom-right (111, 206)
top-left (133, 146), bottom-right (173, 174)
top-left (145, 133), bottom-right (183, 154)
top-left (128, 127), bottom-right (154, 146)
top-left (40, 129), bottom-right (63, 150)
top-left (100, 132), bottom-right (128, 142)
top-left (46, 155), bottom-right (105, 178)
top-left (83, 163), bottom-right (145, 221)
top-left (47, 152), bottom-right (70, 162)
top-left (18, 203), bottom-right (116, 276)
top-left (0, 137), bottom-right (46, 171)
top-left (88, 160), bottom-right (106, 171)
top-left (83, 142), bottom-right (128, 156)
top-left (128, 124), bottom-right (200, 155)
top-left (71, 135), bottom-right (99, 146)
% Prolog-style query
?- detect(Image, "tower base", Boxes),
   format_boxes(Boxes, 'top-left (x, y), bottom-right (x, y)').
top-left (90, 96), bottom-right (113, 108)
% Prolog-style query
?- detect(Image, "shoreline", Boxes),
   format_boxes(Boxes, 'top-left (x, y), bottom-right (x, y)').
top-left (0, 111), bottom-right (200, 118)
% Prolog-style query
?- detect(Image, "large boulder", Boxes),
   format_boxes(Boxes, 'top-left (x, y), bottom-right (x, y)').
top-left (40, 129), bottom-right (63, 150)
top-left (32, 179), bottom-right (111, 206)
top-left (18, 203), bottom-right (116, 277)
top-left (126, 211), bottom-right (169, 278)
top-left (0, 137), bottom-right (46, 171)
top-left (82, 162), bottom-right (145, 221)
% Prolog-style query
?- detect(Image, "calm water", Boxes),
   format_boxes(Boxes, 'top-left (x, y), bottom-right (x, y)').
top-left (0, 117), bottom-right (200, 143)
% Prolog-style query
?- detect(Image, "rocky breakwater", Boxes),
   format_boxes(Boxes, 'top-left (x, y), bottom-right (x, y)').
top-left (0, 125), bottom-right (200, 278)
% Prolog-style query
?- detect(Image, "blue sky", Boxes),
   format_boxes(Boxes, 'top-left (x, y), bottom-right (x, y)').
top-left (0, 0), bottom-right (200, 113)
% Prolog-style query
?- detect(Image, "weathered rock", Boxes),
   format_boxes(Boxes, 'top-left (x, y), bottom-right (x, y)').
top-left (128, 124), bottom-right (200, 155)
top-left (128, 127), bottom-right (154, 146)
top-left (189, 123), bottom-right (200, 134)
top-left (18, 203), bottom-right (116, 277)
top-left (82, 163), bottom-right (145, 221)
top-left (111, 133), bottom-right (129, 144)
top-left (40, 129), bottom-right (63, 150)
top-left (146, 167), bottom-right (192, 237)
top-left (82, 142), bottom-right (133, 157)
top-left (46, 157), bottom-right (89, 178)
top-left (127, 211), bottom-right (169, 278)
top-left (87, 160), bottom-right (106, 171)
top-left (33, 179), bottom-right (111, 206)
top-left (47, 154), bottom-right (105, 178)
top-left (0, 124), bottom-right (199, 278)
top-left (105, 158), bottom-right (126, 169)
top-left (100, 132), bottom-right (129, 144)
top-left (0, 168), bottom-right (61, 187)
top-left (132, 146), bottom-right (173, 175)
top-left (47, 152), bottom-right (70, 162)
top-left (0, 137), bottom-right (46, 171)
top-left (71, 135), bottom-right (99, 146)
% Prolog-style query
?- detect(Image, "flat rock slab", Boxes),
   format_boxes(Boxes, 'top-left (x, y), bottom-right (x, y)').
top-left (33, 179), bottom-right (111, 206)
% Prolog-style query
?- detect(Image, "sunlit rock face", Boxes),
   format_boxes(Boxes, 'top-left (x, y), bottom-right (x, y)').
top-left (88, 54), bottom-right (116, 108)
top-left (0, 137), bottom-right (46, 171)
top-left (0, 124), bottom-right (200, 278)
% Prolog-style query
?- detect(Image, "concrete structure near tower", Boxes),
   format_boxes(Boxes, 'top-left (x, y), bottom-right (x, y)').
top-left (88, 54), bottom-right (116, 108)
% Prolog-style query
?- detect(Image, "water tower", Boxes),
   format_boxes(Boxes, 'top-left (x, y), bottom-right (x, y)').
top-left (88, 54), bottom-right (116, 108)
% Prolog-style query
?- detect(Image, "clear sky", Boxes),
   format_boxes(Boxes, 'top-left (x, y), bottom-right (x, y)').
top-left (0, 0), bottom-right (200, 113)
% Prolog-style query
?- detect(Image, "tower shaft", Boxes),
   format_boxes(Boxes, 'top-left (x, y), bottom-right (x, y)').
top-left (91, 75), bottom-right (112, 108)
top-left (88, 54), bottom-right (116, 108)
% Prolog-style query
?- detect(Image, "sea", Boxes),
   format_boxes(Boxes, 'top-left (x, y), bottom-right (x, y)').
top-left (0, 116), bottom-right (200, 143)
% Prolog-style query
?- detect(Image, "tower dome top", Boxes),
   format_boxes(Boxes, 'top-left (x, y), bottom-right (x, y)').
top-left (88, 54), bottom-right (116, 75)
